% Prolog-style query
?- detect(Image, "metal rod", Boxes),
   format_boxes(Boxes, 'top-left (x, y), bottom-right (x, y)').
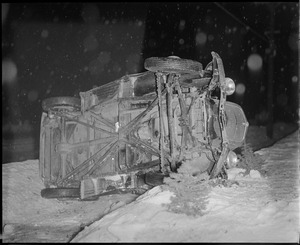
top-left (120, 88), bottom-right (167, 136)
top-left (54, 111), bottom-right (117, 136)
top-left (166, 74), bottom-right (176, 170)
top-left (57, 138), bottom-right (118, 185)
top-left (56, 136), bottom-right (116, 152)
top-left (156, 72), bottom-right (166, 172)
top-left (85, 141), bottom-right (119, 176)
top-left (89, 111), bottom-right (115, 130)
top-left (60, 116), bottom-right (67, 178)
top-left (174, 76), bottom-right (195, 149)
top-left (213, 2), bottom-right (269, 43)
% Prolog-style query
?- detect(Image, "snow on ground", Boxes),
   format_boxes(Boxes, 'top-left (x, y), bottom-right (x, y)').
top-left (2, 160), bottom-right (138, 242)
top-left (2, 127), bottom-right (299, 242)
top-left (71, 130), bottom-right (300, 243)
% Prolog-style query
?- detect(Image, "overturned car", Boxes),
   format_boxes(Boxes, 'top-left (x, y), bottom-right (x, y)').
top-left (39, 52), bottom-right (248, 199)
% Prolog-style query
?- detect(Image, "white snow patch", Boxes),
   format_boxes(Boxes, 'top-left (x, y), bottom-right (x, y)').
top-left (227, 167), bottom-right (246, 180)
top-left (249, 169), bottom-right (262, 179)
top-left (142, 190), bottom-right (175, 205)
top-left (137, 186), bottom-right (175, 205)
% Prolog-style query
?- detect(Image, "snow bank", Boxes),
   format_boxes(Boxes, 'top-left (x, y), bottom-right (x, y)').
top-left (71, 131), bottom-right (299, 243)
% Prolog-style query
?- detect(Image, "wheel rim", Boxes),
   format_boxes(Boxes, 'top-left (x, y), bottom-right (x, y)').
top-left (144, 57), bottom-right (203, 75)
top-left (42, 96), bottom-right (81, 112)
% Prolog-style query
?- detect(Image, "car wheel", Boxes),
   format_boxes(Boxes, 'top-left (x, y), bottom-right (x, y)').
top-left (42, 96), bottom-right (81, 112)
top-left (41, 187), bottom-right (80, 199)
top-left (144, 57), bottom-right (203, 75)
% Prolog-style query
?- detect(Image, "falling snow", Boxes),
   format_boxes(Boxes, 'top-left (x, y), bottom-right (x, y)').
top-left (41, 29), bottom-right (49, 38)
top-left (2, 2), bottom-right (299, 163)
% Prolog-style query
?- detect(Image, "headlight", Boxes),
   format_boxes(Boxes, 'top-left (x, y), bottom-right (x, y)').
top-left (226, 150), bottom-right (239, 168)
top-left (224, 77), bottom-right (235, 95)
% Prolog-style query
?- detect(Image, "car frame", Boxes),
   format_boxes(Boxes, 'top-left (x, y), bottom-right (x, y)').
top-left (39, 52), bottom-right (249, 199)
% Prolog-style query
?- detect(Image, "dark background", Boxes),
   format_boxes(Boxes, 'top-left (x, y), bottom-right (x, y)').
top-left (2, 2), bottom-right (299, 161)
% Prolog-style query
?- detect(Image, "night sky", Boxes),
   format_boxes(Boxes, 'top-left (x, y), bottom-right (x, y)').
top-left (2, 2), bottom-right (299, 138)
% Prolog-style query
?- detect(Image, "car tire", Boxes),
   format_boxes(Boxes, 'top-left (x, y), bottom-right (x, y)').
top-left (41, 187), bottom-right (80, 199)
top-left (42, 96), bottom-right (81, 112)
top-left (144, 57), bottom-right (203, 75)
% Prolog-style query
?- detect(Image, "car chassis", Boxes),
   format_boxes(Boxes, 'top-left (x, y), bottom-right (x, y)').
top-left (39, 52), bottom-right (249, 199)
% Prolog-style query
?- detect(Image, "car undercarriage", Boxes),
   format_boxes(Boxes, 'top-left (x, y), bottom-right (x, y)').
top-left (39, 52), bottom-right (248, 199)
